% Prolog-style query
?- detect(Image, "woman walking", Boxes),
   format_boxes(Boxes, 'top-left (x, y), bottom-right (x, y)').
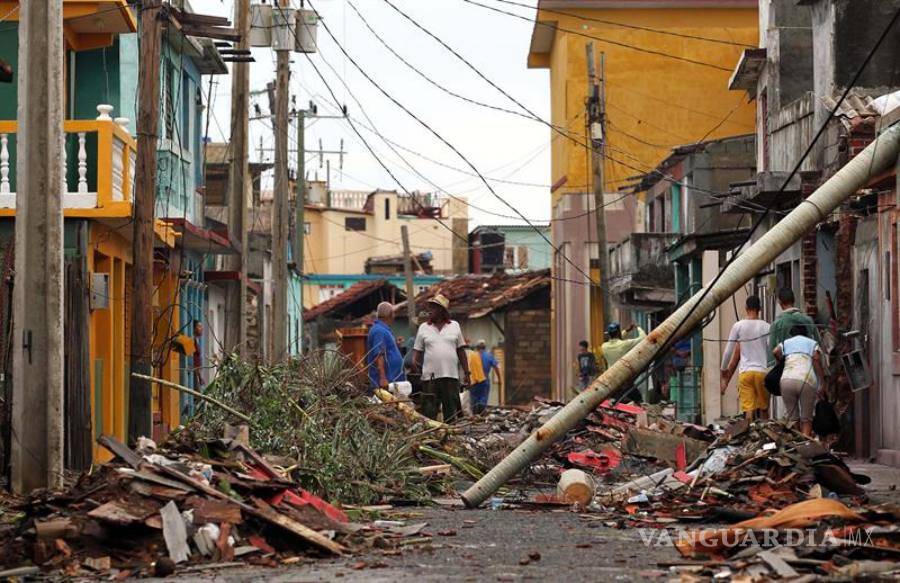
top-left (772, 324), bottom-right (826, 436)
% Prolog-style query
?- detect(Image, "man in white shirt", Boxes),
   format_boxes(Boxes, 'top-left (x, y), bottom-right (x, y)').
top-left (720, 295), bottom-right (771, 420)
top-left (412, 294), bottom-right (471, 422)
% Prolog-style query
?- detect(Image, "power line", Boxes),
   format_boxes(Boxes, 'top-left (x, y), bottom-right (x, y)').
top-left (642, 3), bottom-right (900, 391)
top-left (484, 0), bottom-right (756, 49)
top-left (378, 0), bottom-right (771, 216)
top-left (456, 0), bottom-right (736, 72)
top-left (311, 0), bottom-right (601, 289)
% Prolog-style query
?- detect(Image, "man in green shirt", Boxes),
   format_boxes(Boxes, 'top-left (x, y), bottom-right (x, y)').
top-left (602, 322), bottom-right (646, 368)
top-left (768, 288), bottom-right (819, 364)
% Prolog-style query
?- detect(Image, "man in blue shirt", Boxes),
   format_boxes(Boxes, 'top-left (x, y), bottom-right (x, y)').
top-left (473, 339), bottom-right (500, 411)
top-left (367, 302), bottom-right (405, 395)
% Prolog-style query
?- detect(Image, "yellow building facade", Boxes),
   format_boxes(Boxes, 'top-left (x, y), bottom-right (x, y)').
top-left (526, 0), bottom-right (758, 397)
top-left (301, 190), bottom-right (469, 308)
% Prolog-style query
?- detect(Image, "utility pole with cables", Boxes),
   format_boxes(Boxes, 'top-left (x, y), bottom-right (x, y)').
top-left (585, 43), bottom-right (613, 329)
top-left (128, 0), bottom-right (163, 443)
top-left (226, 0), bottom-right (251, 357)
top-left (271, 0), bottom-right (291, 361)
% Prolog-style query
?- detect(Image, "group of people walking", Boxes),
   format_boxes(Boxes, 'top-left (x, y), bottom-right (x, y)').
top-left (720, 288), bottom-right (825, 436)
top-left (365, 295), bottom-right (500, 422)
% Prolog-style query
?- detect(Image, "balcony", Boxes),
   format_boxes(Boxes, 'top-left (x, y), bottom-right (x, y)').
top-left (0, 117), bottom-right (136, 218)
top-left (608, 232), bottom-right (678, 310)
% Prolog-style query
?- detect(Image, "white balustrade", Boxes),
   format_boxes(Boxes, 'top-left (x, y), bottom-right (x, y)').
top-left (0, 133), bottom-right (9, 195)
top-left (61, 137), bottom-right (67, 195)
top-left (111, 134), bottom-right (125, 201)
top-left (0, 105), bottom-right (135, 211)
top-left (77, 132), bottom-right (88, 194)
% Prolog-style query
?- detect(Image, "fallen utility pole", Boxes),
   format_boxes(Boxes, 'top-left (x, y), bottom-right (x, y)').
top-left (128, 0), bottom-right (164, 443)
top-left (400, 225), bottom-right (417, 327)
top-left (225, 0), bottom-right (251, 357)
top-left (585, 43), bottom-right (613, 329)
top-left (11, 0), bottom-right (65, 493)
top-left (461, 123), bottom-right (900, 508)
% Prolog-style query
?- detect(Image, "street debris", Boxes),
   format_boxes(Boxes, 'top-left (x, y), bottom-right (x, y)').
top-left (1, 350), bottom-right (896, 579)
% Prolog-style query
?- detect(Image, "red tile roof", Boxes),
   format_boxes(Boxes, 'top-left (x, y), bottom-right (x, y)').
top-left (406, 269), bottom-right (550, 319)
top-left (303, 279), bottom-right (404, 322)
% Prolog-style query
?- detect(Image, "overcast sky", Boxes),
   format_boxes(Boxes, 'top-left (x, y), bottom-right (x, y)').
top-left (193, 0), bottom-right (550, 226)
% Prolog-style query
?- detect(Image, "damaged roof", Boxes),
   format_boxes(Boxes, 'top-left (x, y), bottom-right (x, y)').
top-left (404, 269), bottom-right (551, 320)
top-left (304, 279), bottom-right (405, 322)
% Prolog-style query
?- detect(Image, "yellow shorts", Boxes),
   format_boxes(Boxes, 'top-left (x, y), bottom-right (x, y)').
top-left (738, 371), bottom-right (769, 412)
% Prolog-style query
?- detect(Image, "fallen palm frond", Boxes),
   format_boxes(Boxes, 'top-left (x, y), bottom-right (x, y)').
top-left (187, 351), bottom-right (444, 505)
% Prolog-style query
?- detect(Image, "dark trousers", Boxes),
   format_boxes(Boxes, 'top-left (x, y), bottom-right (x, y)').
top-left (421, 377), bottom-right (462, 422)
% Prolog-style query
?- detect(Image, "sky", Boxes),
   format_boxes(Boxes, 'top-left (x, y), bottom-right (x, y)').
top-left (193, 0), bottom-right (551, 226)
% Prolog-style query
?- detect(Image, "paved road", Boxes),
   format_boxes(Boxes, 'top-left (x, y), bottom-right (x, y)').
top-left (160, 505), bottom-right (678, 582)
top-left (150, 461), bottom-right (900, 582)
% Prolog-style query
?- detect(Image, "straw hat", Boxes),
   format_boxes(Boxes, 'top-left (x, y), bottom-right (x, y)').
top-left (427, 293), bottom-right (450, 312)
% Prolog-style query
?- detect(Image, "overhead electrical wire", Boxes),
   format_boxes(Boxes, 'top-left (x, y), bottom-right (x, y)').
top-left (483, 0), bottom-right (757, 49)
top-left (309, 0), bottom-right (603, 289)
top-left (377, 0), bottom-right (773, 215)
top-left (632, 3), bottom-right (900, 395)
top-left (455, 0), bottom-right (736, 72)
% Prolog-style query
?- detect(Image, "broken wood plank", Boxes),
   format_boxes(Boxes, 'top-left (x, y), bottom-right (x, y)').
top-left (97, 434), bottom-right (143, 468)
top-left (87, 499), bottom-right (158, 526)
top-left (622, 427), bottom-right (708, 466)
top-left (120, 468), bottom-right (196, 492)
top-left (149, 461), bottom-right (345, 555)
top-left (758, 550), bottom-right (799, 578)
top-left (160, 501), bottom-right (191, 564)
top-left (129, 480), bottom-right (189, 500)
top-left (35, 518), bottom-right (79, 540)
top-left (190, 498), bottom-right (243, 525)
top-left (251, 498), bottom-right (345, 556)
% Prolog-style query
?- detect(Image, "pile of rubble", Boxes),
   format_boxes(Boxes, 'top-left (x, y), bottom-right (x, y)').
top-left (0, 435), bottom-right (444, 578)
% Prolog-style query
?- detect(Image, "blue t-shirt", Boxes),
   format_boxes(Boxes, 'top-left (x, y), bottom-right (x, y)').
top-left (479, 351), bottom-right (498, 385)
top-left (367, 320), bottom-right (406, 390)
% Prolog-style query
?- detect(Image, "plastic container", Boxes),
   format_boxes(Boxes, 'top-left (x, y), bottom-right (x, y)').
top-left (389, 381), bottom-right (412, 398)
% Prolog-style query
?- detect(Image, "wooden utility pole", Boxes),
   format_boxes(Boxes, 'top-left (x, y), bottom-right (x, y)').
top-left (226, 0), bottom-right (251, 357)
top-left (271, 1), bottom-right (291, 360)
top-left (585, 43), bottom-right (613, 328)
top-left (128, 0), bottom-right (164, 443)
top-left (400, 226), bottom-right (417, 327)
top-left (11, 0), bottom-right (65, 493)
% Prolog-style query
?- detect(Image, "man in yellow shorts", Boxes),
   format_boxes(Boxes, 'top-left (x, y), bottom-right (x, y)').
top-left (720, 295), bottom-right (771, 419)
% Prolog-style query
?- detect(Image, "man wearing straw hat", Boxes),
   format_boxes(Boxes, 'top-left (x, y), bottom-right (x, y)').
top-left (412, 293), bottom-right (471, 422)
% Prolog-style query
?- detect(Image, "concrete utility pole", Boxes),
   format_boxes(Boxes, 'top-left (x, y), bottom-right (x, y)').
top-left (400, 225), bottom-right (417, 327)
top-left (11, 0), bottom-right (65, 493)
top-left (585, 43), bottom-right (613, 329)
top-left (226, 0), bottom-right (251, 357)
top-left (293, 106), bottom-right (306, 353)
top-left (128, 0), bottom-right (163, 443)
top-left (461, 124), bottom-right (900, 508)
top-left (271, 0), bottom-right (291, 361)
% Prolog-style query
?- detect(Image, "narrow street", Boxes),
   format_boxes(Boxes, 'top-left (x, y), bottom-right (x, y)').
top-left (152, 461), bottom-right (900, 582)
